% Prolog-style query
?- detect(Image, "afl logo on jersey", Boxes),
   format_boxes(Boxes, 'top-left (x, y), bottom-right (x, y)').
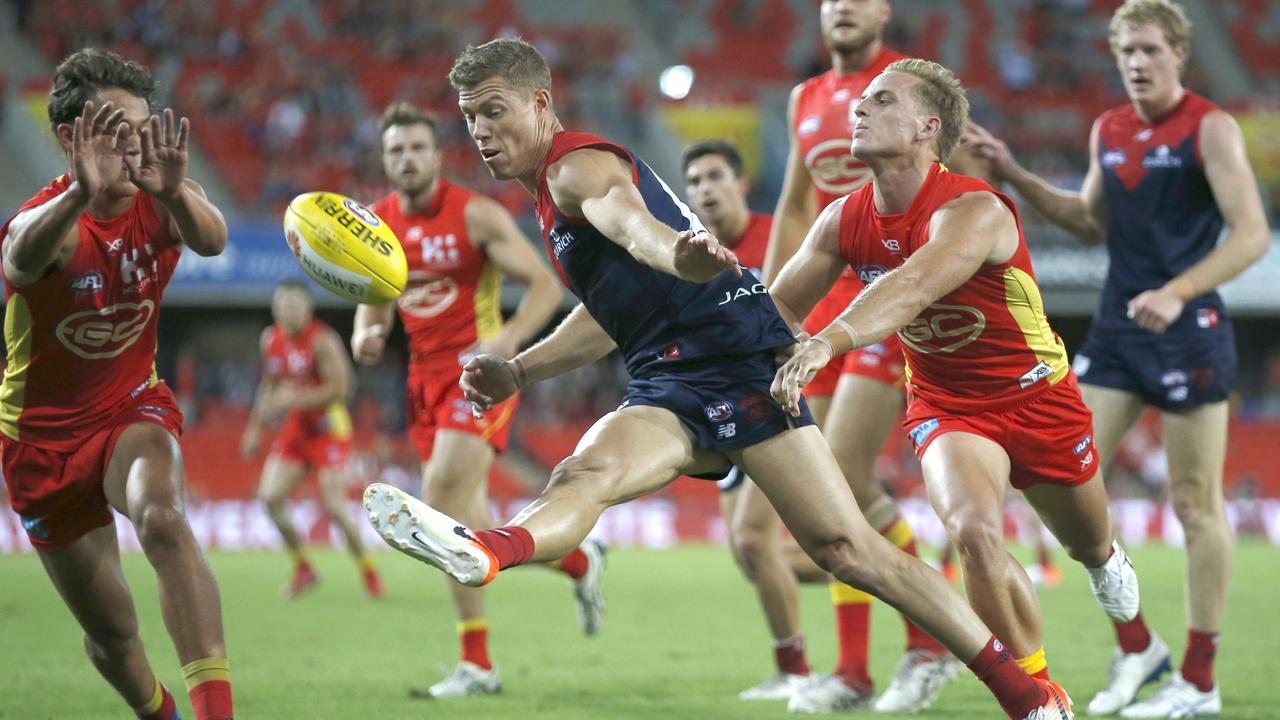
top-left (805, 139), bottom-right (873, 195)
top-left (705, 401), bottom-right (734, 422)
top-left (397, 276), bottom-right (459, 318)
top-left (69, 270), bottom-right (104, 294)
top-left (55, 300), bottom-right (155, 359)
top-left (899, 303), bottom-right (987, 354)
top-left (856, 264), bottom-right (889, 284)
top-left (798, 115), bottom-right (821, 137)
top-left (1102, 148), bottom-right (1127, 168)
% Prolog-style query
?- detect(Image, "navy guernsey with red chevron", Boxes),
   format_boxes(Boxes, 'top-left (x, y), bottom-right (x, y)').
top-left (1096, 91), bottom-right (1225, 335)
top-left (534, 131), bottom-right (796, 378)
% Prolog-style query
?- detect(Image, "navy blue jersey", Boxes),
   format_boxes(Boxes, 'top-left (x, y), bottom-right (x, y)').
top-left (535, 132), bottom-right (796, 378)
top-left (1095, 92), bottom-right (1227, 335)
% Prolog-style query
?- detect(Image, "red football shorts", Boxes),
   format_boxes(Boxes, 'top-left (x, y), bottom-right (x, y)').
top-left (803, 341), bottom-right (907, 398)
top-left (268, 416), bottom-right (351, 469)
top-left (903, 373), bottom-right (1098, 490)
top-left (407, 362), bottom-right (517, 459)
top-left (2, 383), bottom-right (185, 551)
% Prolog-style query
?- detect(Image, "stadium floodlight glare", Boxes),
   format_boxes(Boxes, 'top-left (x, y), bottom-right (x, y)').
top-left (659, 65), bottom-right (694, 99)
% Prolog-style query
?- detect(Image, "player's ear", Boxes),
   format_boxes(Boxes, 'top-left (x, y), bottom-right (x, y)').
top-left (533, 88), bottom-right (553, 116)
top-left (738, 174), bottom-right (751, 197)
top-left (55, 122), bottom-right (74, 154)
top-left (919, 116), bottom-right (942, 146)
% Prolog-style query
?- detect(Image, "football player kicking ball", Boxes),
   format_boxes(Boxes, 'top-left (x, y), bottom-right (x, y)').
top-left (0, 49), bottom-right (232, 719)
top-left (770, 58), bottom-right (1145, 716)
top-left (365, 38), bottom-right (1072, 720)
top-left (352, 101), bottom-right (604, 699)
top-left (241, 281), bottom-right (384, 600)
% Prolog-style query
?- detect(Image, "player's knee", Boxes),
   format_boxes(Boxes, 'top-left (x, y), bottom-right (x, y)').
top-left (135, 502), bottom-right (192, 554)
top-left (729, 524), bottom-right (773, 580)
top-left (82, 621), bottom-right (139, 662)
top-left (547, 453), bottom-right (618, 501)
top-left (950, 522), bottom-right (1006, 568)
top-left (810, 538), bottom-right (886, 596)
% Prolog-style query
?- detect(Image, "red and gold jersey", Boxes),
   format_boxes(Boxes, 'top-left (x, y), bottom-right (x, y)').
top-left (0, 176), bottom-right (181, 451)
top-left (728, 212), bottom-right (772, 274)
top-left (263, 318), bottom-right (351, 439)
top-left (794, 48), bottom-right (907, 335)
top-left (371, 179), bottom-right (501, 368)
top-left (838, 164), bottom-right (1070, 413)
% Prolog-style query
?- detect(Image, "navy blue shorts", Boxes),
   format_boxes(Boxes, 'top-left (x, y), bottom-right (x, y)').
top-left (1073, 325), bottom-right (1236, 411)
top-left (620, 350), bottom-right (815, 475)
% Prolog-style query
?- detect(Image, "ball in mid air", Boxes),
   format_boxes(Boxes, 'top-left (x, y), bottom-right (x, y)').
top-left (283, 192), bottom-right (407, 304)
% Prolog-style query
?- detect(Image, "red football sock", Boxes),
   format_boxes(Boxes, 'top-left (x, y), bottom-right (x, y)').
top-left (134, 679), bottom-right (178, 720)
top-left (773, 634), bottom-right (810, 676)
top-left (183, 657), bottom-right (233, 720)
top-left (1113, 613), bottom-right (1153, 654)
top-left (830, 583), bottom-right (872, 689)
top-left (459, 620), bottom-right (492, 670)
top-left (553, 547), bottom-right (589, 580)
top-left (473, 526), bottom-right (535, 570)
top-left (1181, 629), bottom-right (1218, 692)
top-left (967, 636), bottom-right (1049, 720)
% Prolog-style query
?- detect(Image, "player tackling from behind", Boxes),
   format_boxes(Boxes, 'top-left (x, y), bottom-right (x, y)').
top-left (0, 49), bottom-right (232, 719)
top-left (241, 281), bottom-right (384, 599)
top-left (366, 37), bottom-right (1076, 720)
top-left (967, 1), bottom-right (1270, 715)
top-left (352, 101), bottom-right (604, 699)
top-left (770, 57), bottom-right (1145, 720)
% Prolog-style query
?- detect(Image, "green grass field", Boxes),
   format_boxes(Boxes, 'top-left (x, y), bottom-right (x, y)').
top-left (2, 542), bottom-right (1276, 719)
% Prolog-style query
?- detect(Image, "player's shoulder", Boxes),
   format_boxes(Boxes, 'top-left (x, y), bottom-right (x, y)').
top-left (369, 192), bottom-right (398, 218)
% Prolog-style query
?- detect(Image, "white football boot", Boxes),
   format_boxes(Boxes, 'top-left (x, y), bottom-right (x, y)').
top-left (364, 483), bottom-right (495, 586)
top-left (873, 650), bottom-right (964, 713)
top-left (1087, 542), bottom-right (1141, 622)
top-left (1119, 673), bottom-right (1220, 718)
top-left (1087, 633), bottom-right (1172, 715)
top-left (572, 540), bottom-right (607, 635)
top-left (787, 674), bottom-right (874, 713)
top-left (738, 673), bottom-right (811, 701)
top-left (420, 661), bottom-right (502, 699)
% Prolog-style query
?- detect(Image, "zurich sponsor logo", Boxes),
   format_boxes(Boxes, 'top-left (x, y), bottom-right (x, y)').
top-left (909, 418), bottom-right (940, 448)
top-left (549, 228), bottom-right (574, 257)
top-left (1102, 148), bottom-right (1127, 168)
top-left (798, 115), bottom-right (821, 136)
top-left (1142, 144), bottom-right (1183, 169)
top-left (69, 270), bottom-right (104, 293)
top-left (856, 264), bottom-right (888, 284)
top-left (1073, 434), bottom-right (1093, 455)
top-left (705, 401), bottom-right (734, 422)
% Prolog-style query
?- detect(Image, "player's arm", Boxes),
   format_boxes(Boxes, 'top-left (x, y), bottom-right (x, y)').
top-left (466, 195), bottom-right (564, 358)
top-left (546, 148), bottom-right (741, 283)
top-left (768, 198), bottom-right (850, 331)
top-left (352, 302), bottom-right (396, 366)
top-left (1128, 110), bottom-right (1271, 333)
top-left (773, 193), bottom-right (1017, 414)
top-left (241, 328), bottom-right (277, 457)
top-left (967, 120), bottom-right (1105, 244)
top-left (761, 84), bottom-right (817, 283)
top-left (158, 178), bottom-right (229, 257)
top-left (461, 303), bottom-right (616, 411)
top-left (277, 330), bottom-right (355, 411)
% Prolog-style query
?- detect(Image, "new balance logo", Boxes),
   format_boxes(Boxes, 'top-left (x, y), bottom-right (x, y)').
top-left (716, 423), bottom-right (737, 439)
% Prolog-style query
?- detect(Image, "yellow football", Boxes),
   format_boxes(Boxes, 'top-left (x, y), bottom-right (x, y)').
top-left (283, 192), bottom-right (408, 304)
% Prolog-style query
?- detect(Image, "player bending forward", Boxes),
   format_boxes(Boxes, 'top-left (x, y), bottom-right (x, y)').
top-left (353, 101), bottom-right (604, 699)
top-left (1, 49), bottom-right (233, 720)
top-left (241, 281), bottom-right (383, 599)
top-left (771, 57), bottom-right (1144, 718)
top-left (366, 37), bottom-right (1074, 720)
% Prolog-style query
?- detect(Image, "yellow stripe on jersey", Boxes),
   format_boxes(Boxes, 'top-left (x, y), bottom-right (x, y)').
top-left (473, 261), bottom-right (502, 341)
top-left (1002, 267), bottom-right (1069, 386)
top-left (0, 295), bottom-right (34, 442)
top-left (326, 402), bottom-right (353, 440)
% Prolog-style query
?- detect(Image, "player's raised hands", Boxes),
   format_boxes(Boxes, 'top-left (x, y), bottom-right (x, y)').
top-left (351, 324), bottom-right (387, 366)
top-left (460, 354), bottom-right (523, 413)
top-left (771, 337), bottom-right (834, 417)
top-left (673, 229), bottom-right (742, 283)
top-left (126, 108), bottom-right (190, 200)
top-left (69, 99), bottom-right (129, 200)
top-left (962, 123), bottom-right (1017, 182)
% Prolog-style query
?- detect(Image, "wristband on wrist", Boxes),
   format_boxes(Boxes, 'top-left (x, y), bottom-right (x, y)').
top-left (809, 335), bottom-right (836, 357)
top-left (511, 357), bottom-right (528, 388)
top-left (831, 317), bottom-right (862, 351)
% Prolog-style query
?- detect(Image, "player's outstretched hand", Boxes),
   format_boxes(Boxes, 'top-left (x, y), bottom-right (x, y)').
top-left (1127, 287), bottom-right (1183, 334)
top-left (673, 229), bottom-right (742, 283)
top-left (771, 338), bottom-right (834, 417)
top-left (351, 324), bottom-right (387, 366)
top-left (69, 99), bottom-right (129, 201)
top-left (126, 108), bottom-right (189, 200)
top-left (460, 354), bottom-right (522, 413)
top-left (963, 122), bottom-right (1017, 182)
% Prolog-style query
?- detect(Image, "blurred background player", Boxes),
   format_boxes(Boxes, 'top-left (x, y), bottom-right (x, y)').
top-left (351, 101), bottom-right (605, 699)
top-left (240, 281), bottom-right (382, 600)
top-left (969, 1), bottom-right (1270, 716)
top-left (0, 49), bottom-right (233, 720)
top-left (682, 137), bottom-right (824, 699)
top-left (757, 1), bottom-right (956, 712)
top-left (771, 56), bottom-right (1144, 720)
